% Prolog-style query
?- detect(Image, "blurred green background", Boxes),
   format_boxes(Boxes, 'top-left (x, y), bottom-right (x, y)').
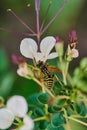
top-left (0, 0), bottom-right (87, 129)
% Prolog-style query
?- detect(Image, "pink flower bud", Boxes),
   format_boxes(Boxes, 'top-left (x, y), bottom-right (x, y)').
top-left (55, 36), bottom-right (64, 57)
top-left (12, 54), bottom-right (26, 65)
top-left (69, 29), bottom-right (77, 43)
top-left (55, 36), bottom-right (62, 44)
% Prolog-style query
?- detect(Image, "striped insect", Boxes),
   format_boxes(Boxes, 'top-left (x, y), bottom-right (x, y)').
top-left (36, 61), bottom-right (54, 89)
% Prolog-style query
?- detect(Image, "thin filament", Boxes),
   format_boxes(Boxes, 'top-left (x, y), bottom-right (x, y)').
top-left (40, 1), bottom-right (53, 32)
top-left (41, 0), bottom-right (67, 35)
top-left (7, 9), bottom-right (35, 34)
top-left (35, 0), bottom-right (40, 44)
top-left (0, 27), bottom-right (36, 37)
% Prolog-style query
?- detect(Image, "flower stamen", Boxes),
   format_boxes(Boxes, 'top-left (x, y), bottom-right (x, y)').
top-left (41, 0), bottom-right (67, 35)
top-left (7, 9), bottom-right (35, 34)
top-left (40, 1), bottom-right (53, 32)
top-left (0, 27), bottom-right (36, 37)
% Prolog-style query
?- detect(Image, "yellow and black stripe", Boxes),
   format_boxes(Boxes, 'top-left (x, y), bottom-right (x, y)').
top-left (36, 61), bottom-right (54, 89)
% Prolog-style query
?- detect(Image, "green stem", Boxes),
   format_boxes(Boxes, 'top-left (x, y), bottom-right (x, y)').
top-left (58, 56), bottom-right (66, 85)
top-left (12, 122), bottom-right (19, 126)
top-left (58, 56), bottom-right (69, 85)
top-left (55, 95), bottom-right (70, 102)
top-left (24, 75), bottom-right (55, 98)
top-left (41, 82), bottom-right (49, 114)
top-left (63, 108), bottom-right (71, 130)
top-left (44, 87), bottom-right (55, 98)
top-left (67, 73), bottom-right (74, 87)
top-left (33, 116), bottom-right (47, 122)
top-left (67, 116), bottom-right (87, 127)
top-left (62, 70), bottom-right (66, 85)
top-left (54, 74), bottom-right (63, 86)
top-left (63, 62), bottom-right (69, 85)
top-left (59, 56), bottom-right (62, 63)
top-left (72, 115), bottom-right (87, 118)
top-left (33, 77), bottom-right (43, 89)
top-left (15, 117), bottom-right (22, 123)
top-left (33, 78), bottom-right (55, 98)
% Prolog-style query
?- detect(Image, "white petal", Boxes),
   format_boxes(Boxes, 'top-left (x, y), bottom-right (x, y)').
top-left (0, 108), bottom-right (14, 129)
top-left (47, 52), bottom-right (58, 59)
top-left (40, 36), bottom-right (56, 56)
top-left (17, 63), bottom-right (29, 77)
top-left (34, 52), bottom-right (45, 62)
top-left (19, 125), bottom-right (33, 130)
top-left (20, 125), bottom-right (30, 130)
top-left (20, 38), bottom-right (38, 59)
top-left (35, 52), bottom-right (58, 63)
top-left (20, 115), bottom-right (34, 130)
top-left (17, 68), bottom-right (25, 77)
top-left (6, 95), bottom-right (28, 118)
top-left (24, 115), bottom-right (34, 128)
top-left (71, 49), bottom-right (79, 58)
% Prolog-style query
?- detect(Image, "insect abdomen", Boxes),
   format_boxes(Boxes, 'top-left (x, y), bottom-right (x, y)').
top-left (45, 75), bottom-right (53, 89)
top-left (37, 61), bottom-right (54, 89)
top-left (43, 69), bottom-right (54, 89)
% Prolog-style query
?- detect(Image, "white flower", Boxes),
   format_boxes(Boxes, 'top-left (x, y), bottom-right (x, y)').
top-left (70, 48), bottom-right (79, 58)
top-left (20, 36), bottom-right (58, 62)
top-left (17, 65), bottom-right (29, 77)
top-left (17, 63), bottom-right (34, 77)
top-left (0, 108), bottom-right (14, 129)
top-left (6, 95), bottom-right (28, 118)
top-left (20, 115), bottom-right (34, 130)
top-left (67, 44), bottom-right (79, 59)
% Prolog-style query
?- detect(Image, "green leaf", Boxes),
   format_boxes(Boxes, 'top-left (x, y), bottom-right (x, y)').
top-left (57, 99), bottom-right (66, 106)
top-left (76, 102), bottom-right (87, 116)
top-left (33, 121), bottom-right (40, 130)
top-left (34, 108), bottom-right (45, 117)
top-left (51, 112), bottom-right (66, 127)
top-left (47, 124), bottom-right (65, 130)
top-left (53, 106), bottom-right (62, 111)
top-left (53, 82), bottom-right (64, 95)
top-left (29, 94), bottom-right (44, 107)
top-left (38, 93), bottom-right (50, 104)
top-left (39, 121), bottom-right (49, 130)
top-left (65, 107), bottom-right (73, 116)
top-left (73, 58), bottom-right (87, 92)
top-left (48, 106), bottom-right (62, 113)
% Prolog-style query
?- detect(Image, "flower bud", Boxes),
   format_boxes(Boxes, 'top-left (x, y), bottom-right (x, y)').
top-left (69, 29), bottom-right (77, 43)
top-left (66, 30), bottom-right (79, 61)
top-left (12, 54), bottom-right (26, 65)
top-left (66, 45), bottom-right (79, 62)
top-left (17, 63), bottom-right (34, 78)
top-left (55, 36), bottom-right (64, 57)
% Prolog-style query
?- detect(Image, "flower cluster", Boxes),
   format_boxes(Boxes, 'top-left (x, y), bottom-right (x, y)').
top-left (67, 30), bottom-right (79, 60)
top-left (0, 96), bottom-right (34, 130)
